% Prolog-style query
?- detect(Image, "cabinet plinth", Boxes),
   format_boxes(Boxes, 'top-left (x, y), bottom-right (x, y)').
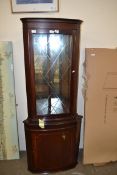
top-left (21, 18), bottom-right (82, 173)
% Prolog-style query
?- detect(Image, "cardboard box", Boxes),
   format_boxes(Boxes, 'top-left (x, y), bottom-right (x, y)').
top-left (84, 48), bottom-right (117, 164)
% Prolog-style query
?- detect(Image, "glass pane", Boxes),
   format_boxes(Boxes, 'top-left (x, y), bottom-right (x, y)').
top-left (33, 34), bottom-right (72, 115)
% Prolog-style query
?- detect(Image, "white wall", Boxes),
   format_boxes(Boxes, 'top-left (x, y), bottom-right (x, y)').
top-left (0, 0), bottom-right (117, 150)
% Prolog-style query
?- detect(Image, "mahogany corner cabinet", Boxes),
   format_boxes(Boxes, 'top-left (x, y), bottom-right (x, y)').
top-left (21, 18), bottom-right (83, 173)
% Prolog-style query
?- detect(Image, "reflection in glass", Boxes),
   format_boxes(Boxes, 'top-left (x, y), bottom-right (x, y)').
top-left (33, 34), bottom-right (72, 115)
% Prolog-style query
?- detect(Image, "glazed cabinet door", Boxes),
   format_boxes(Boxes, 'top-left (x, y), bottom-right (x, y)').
top-left (32, 32), bottom-right (74, 116)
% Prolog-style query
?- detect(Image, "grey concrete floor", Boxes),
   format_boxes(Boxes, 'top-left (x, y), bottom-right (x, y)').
top-left (0, 151), bottom-right (117, 175)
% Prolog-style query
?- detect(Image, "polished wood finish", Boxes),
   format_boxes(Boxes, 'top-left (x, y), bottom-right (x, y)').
top-left (21, 18), bottom-right (82, 173)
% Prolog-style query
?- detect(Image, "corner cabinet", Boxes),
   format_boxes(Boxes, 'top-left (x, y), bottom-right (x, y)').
top-left (21, 18), bottom-right (82, 173)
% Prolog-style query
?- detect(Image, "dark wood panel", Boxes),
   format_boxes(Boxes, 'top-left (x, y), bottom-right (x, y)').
top-left (24, 119), bottom-right (81, 173)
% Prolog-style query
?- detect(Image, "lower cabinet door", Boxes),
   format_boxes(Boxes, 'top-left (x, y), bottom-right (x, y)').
top-left (27, 127), bottom-right (77, 172)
